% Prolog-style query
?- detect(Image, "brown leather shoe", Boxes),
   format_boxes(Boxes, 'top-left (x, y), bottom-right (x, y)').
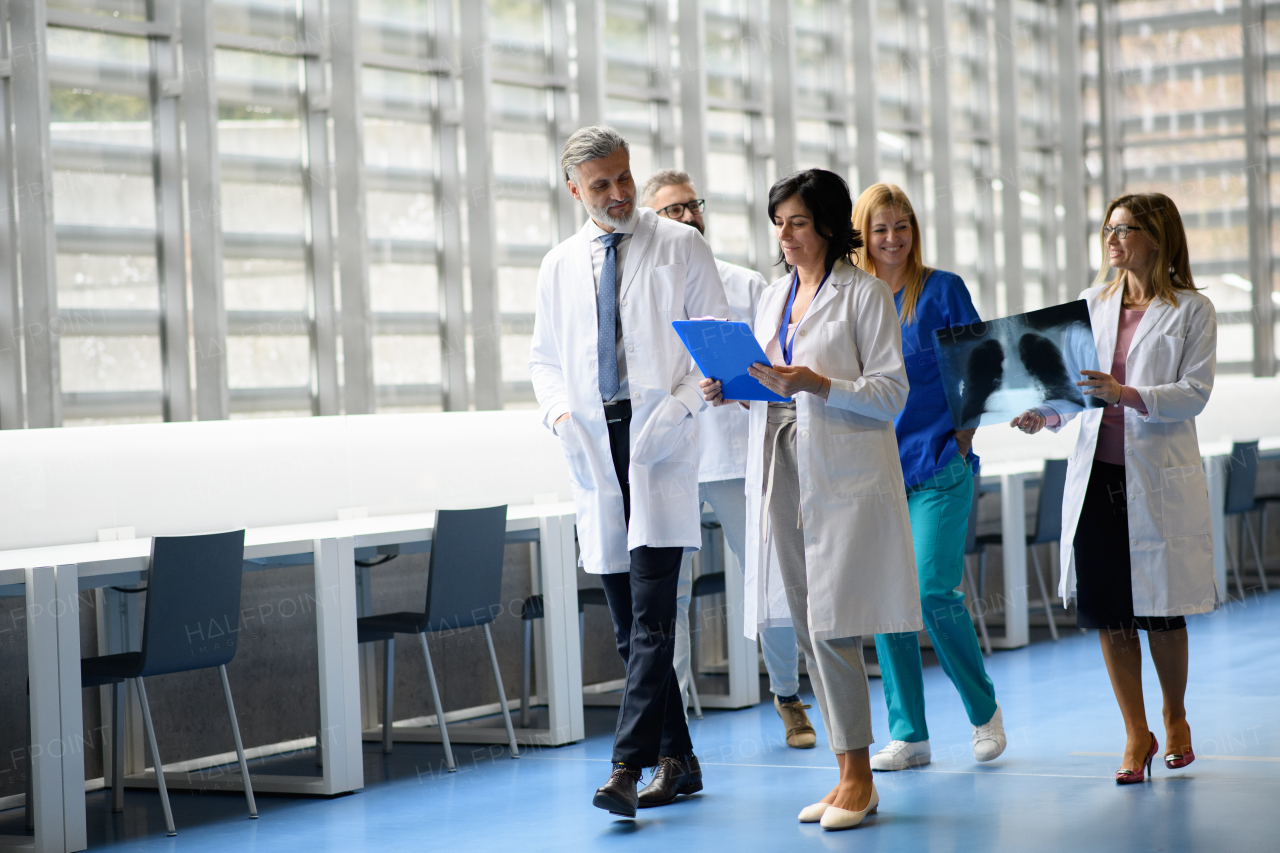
top-left (593, 762), bottom-right (642, 817)
top-left (637, 754), bottom-right (703, 807)
top-left (775, 695), bottom-right (817, 749)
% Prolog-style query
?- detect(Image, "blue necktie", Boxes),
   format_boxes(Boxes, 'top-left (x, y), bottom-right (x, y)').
top-left (597, 232), bottom-right (624, 401)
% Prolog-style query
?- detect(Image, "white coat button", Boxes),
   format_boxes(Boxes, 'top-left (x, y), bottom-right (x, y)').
top-left (799, 330), bottom-right (807, 337)
top-left (633, 392), bottom-right (640, 400)
top-left (806, 482), bottom-right (814, 490)
top-left (620, 299), bottom-right (627, 306)
top-left (1130, 538), bottom-right (1138, 546)
top-left (801, 430), bottom-right (810, 438)
top-left (809, 536), bottom-right (818, 544)
top-left (626, 345), bottom-right (634, 352)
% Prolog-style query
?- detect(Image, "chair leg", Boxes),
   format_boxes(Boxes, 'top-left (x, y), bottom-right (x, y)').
top-left (134, 678), bottom-right (176, 836)
top-left (314, 699), bottom-right (323, 767)
top-left (218, 665), bottom-right (258, 819)
top-left (1231, 516), bottom-right (1248, 600)
top-left (483, 624), bottom-right (521, 758)
top-left (382, 638), bottom-right (395, 754)
top-left (417, 633), bottom-right (456, 772)
top-left (976, 551), bottom-right (993, 655)
top-left (965, 554), bottom-right (993, 657)
top-left (111, 680), bottom-right (125, 812)
top-left (520, 621), bottom-right (533, 728)
top-left (24, 681), bottom-right (33, 830)
top-left (688, 599), bottom-right (703, 720)
top-left (1030, 548), bottom-right (1058, 642)
top-left (1244, 512), bottom-right (1269, 595)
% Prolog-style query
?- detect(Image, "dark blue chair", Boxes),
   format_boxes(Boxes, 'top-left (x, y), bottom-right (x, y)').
top-left (1224, 441), bottom-right (1270, 599)
top-left (518, 587), bottom-right (608, 728)
top-left (974, 459), bottom-right (1068, 642)
top-left (80, 530), bottom-right (256, 837)
top-left (357, 505), bottom-right (518, 769)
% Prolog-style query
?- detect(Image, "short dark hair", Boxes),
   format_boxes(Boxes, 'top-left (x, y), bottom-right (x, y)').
top-left (766, 169), bottom-right (863, 273)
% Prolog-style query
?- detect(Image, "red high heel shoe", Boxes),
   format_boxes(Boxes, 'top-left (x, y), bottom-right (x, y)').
top-left (1164, 745), bottom-right (1195, 769)
top-left (1116, 733), bottom-right (1158, 785)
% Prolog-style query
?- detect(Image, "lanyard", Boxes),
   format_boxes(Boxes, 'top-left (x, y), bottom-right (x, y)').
top-left (777, 268), bottom-right (831, 365)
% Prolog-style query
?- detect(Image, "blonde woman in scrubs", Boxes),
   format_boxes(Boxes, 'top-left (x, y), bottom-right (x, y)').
top-left (852, 183), bottom-right (1006, 772)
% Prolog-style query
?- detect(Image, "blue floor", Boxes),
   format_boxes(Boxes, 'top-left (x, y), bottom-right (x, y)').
top-left (23, 593), bottom-right (1280, 851)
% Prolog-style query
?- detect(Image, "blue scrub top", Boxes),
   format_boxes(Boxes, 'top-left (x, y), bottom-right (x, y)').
top-left (893, 269), bottom-right (981, 489)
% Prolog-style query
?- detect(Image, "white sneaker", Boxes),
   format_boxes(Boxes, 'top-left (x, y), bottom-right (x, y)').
top-left (869, 739), bottom-right (931, 771)
top-left (972, 702), bottom-right (1006, 762)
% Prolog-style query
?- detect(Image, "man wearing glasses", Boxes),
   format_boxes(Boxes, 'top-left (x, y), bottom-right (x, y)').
top-left (640, 170), bottom-right (815, 755)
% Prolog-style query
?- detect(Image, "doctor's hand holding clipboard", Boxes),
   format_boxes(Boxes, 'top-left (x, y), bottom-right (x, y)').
top-left (700, 365), bottom-right (831, 408)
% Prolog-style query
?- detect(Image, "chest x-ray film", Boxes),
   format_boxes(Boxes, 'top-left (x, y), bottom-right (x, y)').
top-left (931, 301), bottom-right (1105, 430)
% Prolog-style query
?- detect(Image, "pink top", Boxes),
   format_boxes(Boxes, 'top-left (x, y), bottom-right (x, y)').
top-left (1043, 307), bottom-right (1149, 465)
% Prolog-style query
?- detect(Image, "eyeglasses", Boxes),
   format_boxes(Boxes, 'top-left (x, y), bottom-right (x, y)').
top-left (1103, 224), bottom-right (1143, 240)
top-left (655, 199), bottom-right (706, 219)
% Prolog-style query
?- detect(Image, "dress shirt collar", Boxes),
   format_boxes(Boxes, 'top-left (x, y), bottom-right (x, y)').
top-left (584, 211), bottom-right (638, 241)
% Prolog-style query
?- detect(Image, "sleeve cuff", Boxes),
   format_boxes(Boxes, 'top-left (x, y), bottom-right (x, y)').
top-left (671, 383), bottom-right (702, 417)
top-left (1035, 405), bottom-right (1061, 427)
top-left (543, 403), bottom-right (570, 431)
top-left (1120, 385), bottom-right (1149, 415)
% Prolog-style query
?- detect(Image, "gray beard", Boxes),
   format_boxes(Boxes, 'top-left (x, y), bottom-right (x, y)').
top-left (585, 199), bottom-right (636, 231)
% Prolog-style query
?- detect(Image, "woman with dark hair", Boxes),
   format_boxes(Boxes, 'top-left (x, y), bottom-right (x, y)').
top-left (702, 169), bottom-right (922, 830)
top-left (1012, 192), bottom-right (1217, 784)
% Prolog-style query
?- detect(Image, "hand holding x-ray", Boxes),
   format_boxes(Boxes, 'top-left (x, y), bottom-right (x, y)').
top-left (933, 301), bottom-right (1106, 431)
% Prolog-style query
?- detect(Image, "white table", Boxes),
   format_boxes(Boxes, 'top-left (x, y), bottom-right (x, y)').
top-left (0, 411), bottom-right (579, 852)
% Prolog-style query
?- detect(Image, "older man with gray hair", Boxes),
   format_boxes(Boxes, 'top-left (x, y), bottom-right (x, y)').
top-left (529, 127), bottom-right (729, 818)
top-left (640, 170), bottom-right (814, 751)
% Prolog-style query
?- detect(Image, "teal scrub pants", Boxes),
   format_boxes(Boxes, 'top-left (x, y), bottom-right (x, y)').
top-left (874, 454), bottom-right (997, 743)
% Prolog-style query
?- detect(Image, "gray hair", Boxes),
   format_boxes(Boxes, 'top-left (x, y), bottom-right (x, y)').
top-left (561, 125), bottom-right (630, 184)
top-left (641, 169), bottom-right (697, 206)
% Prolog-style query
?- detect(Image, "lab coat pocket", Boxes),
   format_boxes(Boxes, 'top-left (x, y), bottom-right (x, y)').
top-left (555, 419), bottom-right (593, 489)
top-left (650, 263), bottom-right (685, 315)
top-left (823, 430), bottom-right (882, 499)
top-left (817, 320), bottom-right (860, 377)
top-left (631, 395), bottom-right (691, 466)
top-left (1160, 464), bottom-right (1211, 538)
top-left (1148, 334), bottom-right (1184, 384)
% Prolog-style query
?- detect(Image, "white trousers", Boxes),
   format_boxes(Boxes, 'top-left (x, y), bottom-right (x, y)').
top-left (674, 478), bottom-right (801, 713)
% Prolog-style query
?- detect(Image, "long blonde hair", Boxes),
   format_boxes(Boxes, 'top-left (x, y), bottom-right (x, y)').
top-left (852, 183), bottom-right (929, 323)
top-left (1095, 192), bottom-right (1197, 307)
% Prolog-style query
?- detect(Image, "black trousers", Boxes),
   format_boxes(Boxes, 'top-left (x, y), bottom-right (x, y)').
top-left (598, 401), bottom-right (692, 767)
top-left (1074, 460), bottom-right (1187, 633)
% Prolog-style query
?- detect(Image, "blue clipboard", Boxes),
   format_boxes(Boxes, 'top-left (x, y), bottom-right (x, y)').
top-left (672, 320), bottom-right (789, 403)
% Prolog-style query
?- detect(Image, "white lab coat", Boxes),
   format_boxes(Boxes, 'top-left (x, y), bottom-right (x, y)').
top-left (1050, 285), bottom-right (1218, 617)
top-left (742, 261), bottom-right (923, 640)
top-left (698, 259), bottom-right (767, 482)
top-left (528, 208), bottom-right (730, 573)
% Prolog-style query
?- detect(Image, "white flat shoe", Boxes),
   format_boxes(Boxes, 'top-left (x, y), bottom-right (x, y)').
top-left (972, 702), bottom-right (1007, 762)
top-left (819, 786), bottom-right (878, 831)
top-left (797, 802), bottom-right (829, 823)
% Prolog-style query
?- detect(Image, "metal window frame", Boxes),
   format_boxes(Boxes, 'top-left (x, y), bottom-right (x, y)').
top-left (182, 0), bottom-right (230, 420)
top-left (11, 0), bottom-right (61, 428)
top-left (0, 0), bottom-right (24, 429)
top-left (1057, 0), bottom-right (1086, 299)
top-left (927, 0), bottom-right (956, 270)
top-left (995, 0), bottom-right (1024, 315)
top-left (300, 0), bottom-right (340, 415)
top-left (851, 0), bottom-right (879, 187)
top-left (461, 0), bottom-right (501, 410)
top-left (1243, 0), bottom-right (1275, 376)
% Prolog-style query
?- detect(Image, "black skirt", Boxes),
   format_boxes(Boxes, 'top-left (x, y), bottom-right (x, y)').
top-left (1073, 460), bottom-right (1187, 633)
